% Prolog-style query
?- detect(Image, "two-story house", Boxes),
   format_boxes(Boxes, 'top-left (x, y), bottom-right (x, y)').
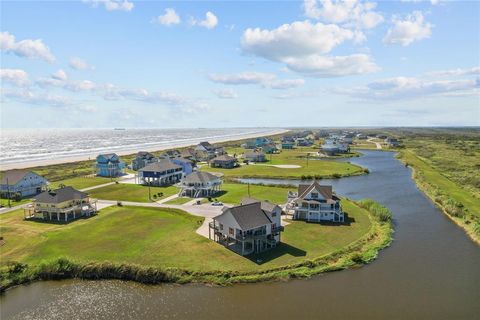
top-left (172, 157), bottom-right (194, 175)
top-left (194, 141), bottom-right (224, 161)
top-left (178, 171), bottom-right (222, 197)
top-left (244, 151), bottom-right (267, 163)
top-left (210, 155), bottom-right (238, 169)
top-left (24, 186), bottom-right (97, 222)
top-left (138, 160), bottom-right (183, 186)
top-left (288, 181), bottom-right (344, 223)
top-left (131, 151), bottom-right (158, 171)
top-left (0, 170), bottom-right (49, 199)
top-left (209, 201), bottom-right (283, 256)
top-left (96, 153), bottom-right (125, 177)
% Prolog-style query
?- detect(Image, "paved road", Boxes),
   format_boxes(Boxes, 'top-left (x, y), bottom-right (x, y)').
top-left (367, 138), bottom-right (382, 149)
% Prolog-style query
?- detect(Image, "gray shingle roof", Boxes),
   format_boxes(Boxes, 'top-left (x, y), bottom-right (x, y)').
top-left (35, 186), bottom-right (88, 204)
top-left (1, 170), bottom-right (31, 185)
top-left (211, 155), bottom-right (236, 162)
top-left (139, 160), bottom-right (182, 172)
top-left (183, 171), bottom-right (220, 184)
top-left (240, 197), bottom-right (279, 214)
top-left (220, 202), bottom-right (272, 231)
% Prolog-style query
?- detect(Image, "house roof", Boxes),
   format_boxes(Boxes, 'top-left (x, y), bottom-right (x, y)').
top-left (198, 141), bottom-right (213, 150)
top-left (297, 182), bottom-right (334, 200)
top-left (240, 197), bottom-right (279, 214)
top-left (1, 170), bottom-right (40, 185)
top-left (183, 171), bottom-right (220, 184)
top-left (139, 160), bottom-right (182, 172)
top-left (220, 202), bottom-right (272, 231)
top-left (136, 151), bottom-right (155, 159)
top-left (244, 151), bottom-right (265, 158)
top-left (211, 155), bottom-right (236, 162)
top-left (35, 186), bottom-right (88, 204)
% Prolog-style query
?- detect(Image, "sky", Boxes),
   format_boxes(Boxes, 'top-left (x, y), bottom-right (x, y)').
top-left (0, 0), bottom-right (479, 128)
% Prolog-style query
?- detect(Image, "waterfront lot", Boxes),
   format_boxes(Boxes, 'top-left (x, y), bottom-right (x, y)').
top-left (0, 201), bottom-right (372, 272)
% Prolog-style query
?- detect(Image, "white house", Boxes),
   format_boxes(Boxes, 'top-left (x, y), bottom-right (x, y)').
top-left (0, 170), bottom-right (49, 198)
top-left (288, 181), bottom-right (344, 223)
top-left (179, 171), bottom-right (222, 198)
top-left (209, 201), bottom-right (283, 256)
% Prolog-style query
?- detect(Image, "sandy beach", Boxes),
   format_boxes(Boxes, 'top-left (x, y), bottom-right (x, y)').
top-left (0, 129), bottom-right (288, 171)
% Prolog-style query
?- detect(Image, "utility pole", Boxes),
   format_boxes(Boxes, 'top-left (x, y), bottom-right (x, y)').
top-left (248, 183), bottom-right (251, 197)
top-left (6, 177), bottom-right (11, 208)
top-left (306, 153), bottom-right (309, 167)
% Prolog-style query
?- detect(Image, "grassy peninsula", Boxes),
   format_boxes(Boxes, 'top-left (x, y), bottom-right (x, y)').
top-left (0, 198), bottom-right (392, 291)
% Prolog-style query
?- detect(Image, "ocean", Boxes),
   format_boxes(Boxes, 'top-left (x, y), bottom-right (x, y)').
top-left (0, 128), bottom-right (284, 168)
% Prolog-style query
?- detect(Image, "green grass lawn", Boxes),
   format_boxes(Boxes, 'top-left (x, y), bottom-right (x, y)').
top-left (87, 183), bottom-right (178, 202)
top-left (211, 183), bottom-right (294, 205)
top-left (0, 197), bottom-right (32, 208)
top-left (50, 176), bottom-right (115, 190)
top-left (203, 159), bottom-right (364, 179)
top-left (0, 201), bottom-right (372, 272)
top-left (164, 197), bottom-right (194, 205)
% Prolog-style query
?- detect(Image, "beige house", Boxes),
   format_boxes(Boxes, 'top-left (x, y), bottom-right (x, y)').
top-left (24, 186), bottom-right (97, 222)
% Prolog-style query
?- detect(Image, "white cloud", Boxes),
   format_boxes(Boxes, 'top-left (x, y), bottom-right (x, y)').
top-left (1, 88), bottom-right (73, 107)
top-left (0, 31), bottom-right (55, 63)
top-left (241, 20), bottom-right (378, 77)
top-left (190, 11), bottom-right (218, 29)
top-left (330, 72), bottom-right (480, 100)
top-left (213, 88), bottom-right (238, 99)
top-left (304, 0), bottom-right (384, 29)
top-left (242, 21), bottom-right (358, 59)
top-left (83, 0), bottom-right (134, 12)
top-left (209, 72), bottom-right (275, 85)
top-left (155, 8), bottom-right (181, 26)
top-left (208, 71), bottom-right (305, 89)
top-left (383, 11), bottom-right (433, 46)
top-left (0, 69), bottom-right (30, 86)
top-left (269, 79), bottom-right (306, 89)
top-left (283, 54), bottom-right (379, 77)
top-left (400, 0), bottom-right (440, 5)
top-left (51, 69), bottom-right (68, 81)
top-left (69, 57), bottom-right (95, 70)
top-left (427, 67), bottom-right (480, 77)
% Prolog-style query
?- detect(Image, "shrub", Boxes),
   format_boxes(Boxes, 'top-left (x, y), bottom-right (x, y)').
top-left (357, 199), bottom-right (392, 222)
top-left (117, 201), bottom-right (123, 206)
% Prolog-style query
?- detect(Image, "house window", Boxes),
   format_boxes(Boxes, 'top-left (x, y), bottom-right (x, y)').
top-left (229, 227), bottom-right (234, 235)
top-left (272, 211), bottom-right (277, 217)
top-left (311, 192), bottom-right (318, 198)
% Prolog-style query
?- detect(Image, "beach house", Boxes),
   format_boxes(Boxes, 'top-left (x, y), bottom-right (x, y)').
top-left (244, 151), bottom-right (267, 163)
top-left (132, 151), bottom-right (158, 171)
top-left (194, 141), bottom-right (224, 161)
top-left (178, 171), bottom-right (222, 197)
top-left (320, 139), bottom-right (349, 156)
top-left (208, 201), bottom-right (283, 256)
top-left (210, 155), bottom-right (238, 169)
top-left (138, 160), bottom-right (183, 186)
top-left (24, 186), bottom-right (97, 222)
top-left (288, 181), bottom-right (344, 223)
top-left (385, 137), bottom-right (400, 147)
top-left (96, 153), bottom-right (125, 177)
top-left (262, 143), bottom-right (279, 154)
top-left (0, 170), bottom-right (49, 199)
top-left (172, 157), bottom-right (194, 175)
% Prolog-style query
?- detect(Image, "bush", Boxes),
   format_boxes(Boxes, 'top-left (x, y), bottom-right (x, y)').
top-left (117, 201), bottom-right (123, 206)
top-left (357, 199), bottom-right (392, 223)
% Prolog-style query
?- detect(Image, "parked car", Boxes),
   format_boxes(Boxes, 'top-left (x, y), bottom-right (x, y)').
top-left (211, 201), bottom-right (223, 206)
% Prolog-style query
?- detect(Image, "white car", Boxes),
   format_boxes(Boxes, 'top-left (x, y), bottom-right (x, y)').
top-left (211, 201), bottom-right (223, 206)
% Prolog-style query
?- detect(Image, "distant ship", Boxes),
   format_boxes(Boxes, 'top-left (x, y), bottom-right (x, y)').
top-left (113, 128), bottom-right (126, 130)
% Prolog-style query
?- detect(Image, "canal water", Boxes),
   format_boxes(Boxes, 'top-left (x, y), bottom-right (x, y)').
top-left (1, 151), bottom-right (479, 319)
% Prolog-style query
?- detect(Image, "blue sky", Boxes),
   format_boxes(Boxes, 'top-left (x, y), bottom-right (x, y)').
top-left (1, 0), bottom-right (479, 128)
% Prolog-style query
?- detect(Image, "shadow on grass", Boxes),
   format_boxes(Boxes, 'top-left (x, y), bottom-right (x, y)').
top-left (303, 212), bottom-right (355, 226)
top-left (246, 242), bottom-right (307, 265)
top-left (25, 214), bottom-right (97, 225)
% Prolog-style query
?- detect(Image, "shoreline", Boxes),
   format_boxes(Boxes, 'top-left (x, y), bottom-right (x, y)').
top-left (0, 129), bottom-right (288, 171)
top-left (397, 150), bottom-right (480, 245)
top-left (0, 200), bottom-right (393, 292)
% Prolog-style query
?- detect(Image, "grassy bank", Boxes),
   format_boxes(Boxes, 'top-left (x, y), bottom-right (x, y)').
top-left (399, 150), bottom-right (480, 244)
top-left (0, 200), bottom-right (393, 291)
